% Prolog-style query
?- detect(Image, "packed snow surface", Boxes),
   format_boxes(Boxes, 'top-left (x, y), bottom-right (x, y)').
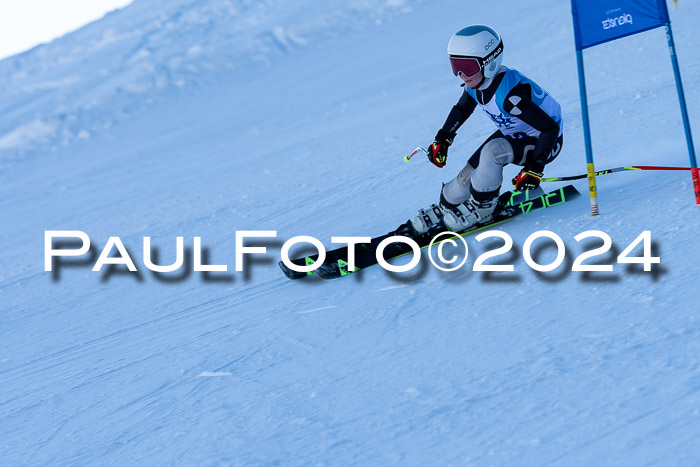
top-left (1, 0), bottom-right (699, 464)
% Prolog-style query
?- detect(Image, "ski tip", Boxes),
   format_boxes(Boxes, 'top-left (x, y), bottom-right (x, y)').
top-left (278, 261), bottom-right (309, 280)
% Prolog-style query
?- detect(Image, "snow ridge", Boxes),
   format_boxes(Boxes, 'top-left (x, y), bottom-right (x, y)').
top-left (0, 0), bottom-right (421, 160)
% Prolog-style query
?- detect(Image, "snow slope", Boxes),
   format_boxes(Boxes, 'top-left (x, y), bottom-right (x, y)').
top-left (1, 0), bottom-right (699, 464)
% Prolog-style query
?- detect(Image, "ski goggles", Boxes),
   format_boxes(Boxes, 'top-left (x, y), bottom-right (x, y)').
top-left (449, 56), bottom-right (482, 78)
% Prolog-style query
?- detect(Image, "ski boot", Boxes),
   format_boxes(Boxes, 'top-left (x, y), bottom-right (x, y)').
top-left (441, 194), bottom-right (498, 232)
top-left (406, 203), bottom-right (448, 236)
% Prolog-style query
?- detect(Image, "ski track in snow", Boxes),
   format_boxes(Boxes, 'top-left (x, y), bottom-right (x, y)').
top-left (376, 284), bottom-right (411, 292)
top-left (197, 371), bottom-right (233, 377)
top-left (298, 305), bottom-right (338, 314)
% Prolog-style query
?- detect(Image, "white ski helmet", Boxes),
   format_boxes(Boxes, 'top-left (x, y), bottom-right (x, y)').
top-left (447, 25), bottom-right (503, 79)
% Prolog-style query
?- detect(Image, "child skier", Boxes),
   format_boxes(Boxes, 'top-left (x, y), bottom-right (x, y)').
top-left (411, 25), bottom-right (563, 234)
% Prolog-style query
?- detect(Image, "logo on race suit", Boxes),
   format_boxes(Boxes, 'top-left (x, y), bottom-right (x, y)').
top-left (602, 8), bottom-right (633, 30)
top-left (483, 108), bottom-right (516, 130)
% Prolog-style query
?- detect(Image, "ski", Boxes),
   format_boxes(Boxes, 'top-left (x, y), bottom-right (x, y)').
top-left (279, 185), bottom-right (580, 280)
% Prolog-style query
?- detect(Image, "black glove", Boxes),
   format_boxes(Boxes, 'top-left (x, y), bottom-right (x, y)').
top-left (426, 129), bottom-right (454, 168)
top-left (512, 167), bottom-right (543, 191)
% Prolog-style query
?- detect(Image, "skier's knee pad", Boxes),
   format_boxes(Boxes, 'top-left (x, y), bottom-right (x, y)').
top-left (480, 138), bottom-right (514, 166)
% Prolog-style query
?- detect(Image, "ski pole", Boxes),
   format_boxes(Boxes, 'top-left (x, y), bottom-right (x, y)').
top-left (543, 165), bottom-right (692, 182)
top-left (403, 146), bottom-right (428, 162)
top-left (403, 148), bottom-right (692, 181)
